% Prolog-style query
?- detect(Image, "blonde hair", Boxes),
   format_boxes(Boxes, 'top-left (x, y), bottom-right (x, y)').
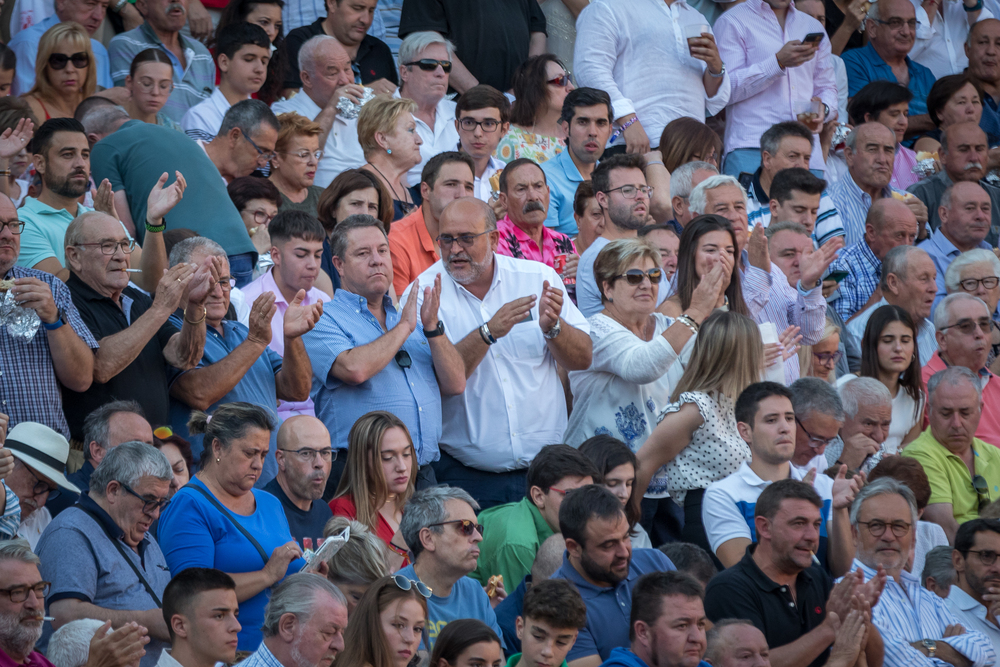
top-left (593, 238), bottom-right (662, 303)
top-left (334, 411), bottom-right (417, 532)
top-left (321, 517), bottom-right (391, 585)
top-left (275, 111), bottom-right (321, 154)
top-left (30, 22), bottom-right (96, 100)
top-left (357, 97), bottom-right (416, 156)
top-left (671, 311), bottom-right (763, 402)
top-left (798, 317), bottom-right (841, 382)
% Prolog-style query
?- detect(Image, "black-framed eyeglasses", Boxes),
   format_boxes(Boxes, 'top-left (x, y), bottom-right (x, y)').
top-left (0, 220), bottom-right (25, 234)
top-left (395, 349), bottom-right (412, 369)
top-left (119, 481), bottom-right (170, 516)
top-left (392, 574), bottom-right (432, 597)
top-left (437, 230), bottom-right (490, 248)
top-left (546, 73), bottom-right (574, 87)
top-left (965, 549), bottom-right (1000, 566)
top-left (23, 464), bottom-right (59, 500)
top-left (870, 17), bottom-right (920, 30)
top-left (857, 519), bottom-right (912, 538)
top-left (405, 58), bottom-right (452, 73)
top-left (428, 519), bottom-right (485, 538)
top-left (975, 474), bottom-right (991, 511)
top-left (48, 52), bottom-right (89, 70)
top-left (940, 317), bottom-right (993, 336)
top-left (458, 118), bottom-right (501, 133)
top-left (239, 128), bottom-right (277, 165)
top-left (605, 184), bottom-right (653, 199)
top-left (0, 582), bottom-right (50, 603)
top-left (217, 275), bottom-right (234, 292)
top-left (279, 447), bottom-right (337, 462)
top-left (795, 417), bottom-right (837, 449)
top-left (960, 277), bottom-right (1000, 292)
top-left (616, 268), bottom-right (663, 286)
top-left (73, 239), bottom-right (137, 255)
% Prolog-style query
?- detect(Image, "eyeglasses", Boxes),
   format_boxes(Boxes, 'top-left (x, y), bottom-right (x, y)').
top-left (965, 549), bottom-right (1000, 566)
top-left (975, 474), bottom-right (991, 511)
top-left (437, 230), bottom-right (490, 248)
top-left (546, 73), bottom-right (573, 87)
top-left (813, 350), bottom-right (843, 365)
top-left (795, 417), bottom-right (837, 449)
top-left (547, 487), bottom-right (573, 496)
top-left (959, 277), bottom-right (1000, 292)
top-left (428, 519), bottom-right (485, 538)
top-left (392, 574), bottom-right (432, 597)
top-left (48, 52), bottom-right (89, 70)
top-left (217, 275), bottom-right (234, 292)
top-left (279, 447), bottom-right (337, 462)
top-left (73, 239), bottom-right (137, 255)
top-left (395, 349), bottom-right (412, 369)
top-left (23, 464), bottom-right (59, 500)
top-left (940, 317), bottom-right (993, 336)
top-left (458, 118), bottom-right (501, 133)
top-left (856, 519), bottom-right (912, 538)
top-left (616, 268), bottom-right (663, 286)
top-left (871, 17), bottom-right (920, 30)
top-left (605, 184), bottom-right (654, 199)
top-left (280, 150), bottom-right (324, 161)
top-left (249, 209), bottom-right (276, 226)
top-left (119, 481), bottom-right (170, 516)
top-left (0, 220), bottom-right (24, 234)
top-left (135, 78), bottom-right (173, 95)
top-left (0, 582), bottom-right (50, 603)
top-left (239, 128), bottom-right (277, 165)
top-left (405, 58), bottom-right (452, 73)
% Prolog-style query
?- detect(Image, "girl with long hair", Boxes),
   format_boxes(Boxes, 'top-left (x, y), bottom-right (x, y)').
top-left (336, 574), bottom-right (430, 667)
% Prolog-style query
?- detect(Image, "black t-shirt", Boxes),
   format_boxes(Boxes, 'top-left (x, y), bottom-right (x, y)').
top-left (63, 274), bottom-right (177, 440)
top-left (282, 20), bottom-right (398, 90)
top-left (824, 0), bottom-right (864, 54)
top-left (704, 545), bottom-right (834, 667)
top-left (399, 0), bottom-right (546, 92)
top-left (263, 478), bottom-right (334, 547)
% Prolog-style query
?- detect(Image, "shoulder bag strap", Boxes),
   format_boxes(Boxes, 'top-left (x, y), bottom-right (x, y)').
top-left (78, 507), bottom-right (163, 608)
top-left (188, 483), bottom-right (270, 565)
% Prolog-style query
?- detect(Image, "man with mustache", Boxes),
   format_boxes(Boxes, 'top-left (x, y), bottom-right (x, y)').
top-left (944, 519), bottom-right (1000, 651)
top-left (262, 416), bottom-right (333, 546)
top-left (0, 540), bottom-right (148, 667)
top-left (551, 485), bottom-right (676, 667)
top-left (908, 123), bottom-right (1000, 246)
top-left (849, 476), bottom-right (995, 667)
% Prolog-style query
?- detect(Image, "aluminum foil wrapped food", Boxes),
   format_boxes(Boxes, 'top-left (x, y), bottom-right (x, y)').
top-left (830, 123), bottom-right (851, 155)
top-left (912, 151), bottom-right (938, 179)
top-left (336, 87), bottom-right (377, 119)
top-left (0, 288), bottom-right (40, 342)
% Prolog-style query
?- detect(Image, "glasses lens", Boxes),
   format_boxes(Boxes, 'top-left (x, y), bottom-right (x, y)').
top-left (48, 53), bottom-right (69, 69)
top-left (2, 221), bottom-right (23, 234)
top-left (395, 350), bottom-right (412, 369)
top-left (867, 520), bottom-right (886, 536)
top-left (70, 53), bottom-right (89, 68)
top-left (980, 551), bottom-right (1000, 565)
top-left (393, 574), bottom-right (412, 591)
top-left (984, 278), bottom-right (1000, 289)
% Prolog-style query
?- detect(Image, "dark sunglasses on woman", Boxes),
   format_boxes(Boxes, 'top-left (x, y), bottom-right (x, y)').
top-left (49, 52), bottom-right (89, 70)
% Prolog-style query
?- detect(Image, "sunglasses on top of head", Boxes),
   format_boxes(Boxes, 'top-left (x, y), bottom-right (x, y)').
top-left (49, 52), bottom-right (89, 70)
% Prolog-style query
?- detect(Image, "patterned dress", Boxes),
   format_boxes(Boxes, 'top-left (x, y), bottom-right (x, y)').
top-left (495, 125), bottom-right (565, 164)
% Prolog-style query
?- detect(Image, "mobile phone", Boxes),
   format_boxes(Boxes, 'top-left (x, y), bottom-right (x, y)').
top-left (803, 32), bottom-right (825, 43)
top-left (827, 270), bottom-right (850, 283)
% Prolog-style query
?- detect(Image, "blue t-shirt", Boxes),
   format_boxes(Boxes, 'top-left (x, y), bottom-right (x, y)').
top-left (157, 477), bottom-right (304, 650)
top-left (552, 548), bottom-right (675, 662)
top-left (395, 564), bottom-right (504, 650)
top-left (841, 43), bottom-right (935, 118)
top-left (601, 647), bottom-right (711, 667)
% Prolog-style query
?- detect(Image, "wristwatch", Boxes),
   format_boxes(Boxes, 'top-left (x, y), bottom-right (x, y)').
top-left (424, 320), bottom-right (445, 338)
top-left (42, 308), bottom-right (67, 331)
top-left (708, 63), bottom-right (726, 78)
top-left (922, 639), bottom-right (937, 658)
top-left (544, 319), bottom-right (562, 340)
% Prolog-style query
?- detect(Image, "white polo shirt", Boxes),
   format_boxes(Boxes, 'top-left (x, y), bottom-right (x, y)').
top-left (702, 460), bottom-right (833, 555)
top-left (474, 156), bottom-right (506, 203)
top-left (400, 92), bottom-right (460, 187)
top-left (406, 253), bottom-right (589, 472)
top-left (272, 91), bottom-right (366, 188)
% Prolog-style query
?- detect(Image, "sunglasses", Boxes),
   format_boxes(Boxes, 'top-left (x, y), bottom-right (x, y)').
top-left (975, 474), bottom-right (991, 511)
top-left (547, 73), bottom-right (573, 87)
top-left (428, 519), bottom-right (485, 538)
top-left (616, 268), bottom-right (663, 286)
top-left (49, 52), bottom-right (89, 70)
top-left (395, 349), bottom-right (412, 369)
top-left (405, 59), bottom-right (452, 73)
top-left (393, 574), bottom-right (432, 598)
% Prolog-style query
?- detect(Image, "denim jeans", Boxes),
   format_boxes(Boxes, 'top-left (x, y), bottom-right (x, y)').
top-left (432, 450), bottom-right (528, 510)
top-left (228, 252), bottom-right (256, 289)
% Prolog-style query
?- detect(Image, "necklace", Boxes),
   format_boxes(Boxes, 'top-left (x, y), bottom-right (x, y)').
top-left (366, 162), bottom-right (411, 204)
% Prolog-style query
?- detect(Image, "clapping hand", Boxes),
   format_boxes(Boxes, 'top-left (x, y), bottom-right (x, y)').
top-left (0, 412), bottom-right (11, 480)
top-left (247, 292), bottom-right (278, 347)
top-left (800, 237), bottom-right (844, 287)
top-left (283, 289), bottom-right (323, 339)
top-left (747, 223), bottom-right (771, 272)
top-left (186, 255), bottom-right (222, 307)
top-left (689, 254), bottom-right (732, 320)
top-left (0, 118), bottom-right (32, 160)
top-left (539, 280), bottom-right (563, 334)
top-left (93, 179), bottom-right (120, 221)
top-left (84, 621), bottom-right (148, 667)
top-left (152, 263), bottom-right (195, 315)
top-left (146, 171), bottom-right (187, 226)
top-left (419, 274), bottom-right (444, 331)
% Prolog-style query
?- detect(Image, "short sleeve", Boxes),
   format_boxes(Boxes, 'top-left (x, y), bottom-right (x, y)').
top-left (265, 346), bottom-right (283, 375)
top-left (37, 520), bottom-right (100, 604)
top-left (702, 483), bottom-right (753, 554)
top-left (53, 279), bottom-right (99, 348)
top-left (155, 490), bottom-right (219, 575)
top-left (300, 312), bottom-right (354, 389)
top-left (704, 573), bottom-right (767, 627)
top-left (527, 0), bottom-right (547, 34)
top-left (398, 0), bottom-right (449, 38)
top-left (566, 618), bottom-right (600, 662)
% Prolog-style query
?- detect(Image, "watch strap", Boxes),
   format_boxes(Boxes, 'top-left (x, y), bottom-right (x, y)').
top-left (424, 321), bottom-right (445, 338)
top-left (42, 308), bottom-right (66, 331)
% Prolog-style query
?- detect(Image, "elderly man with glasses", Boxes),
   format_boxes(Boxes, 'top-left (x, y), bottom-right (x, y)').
top-left (36, 441), bottom-right (175, 667)
top-left (850, 477), bottom-right (996, 667)
top-left (904, 365), bottom-right (1000, 542)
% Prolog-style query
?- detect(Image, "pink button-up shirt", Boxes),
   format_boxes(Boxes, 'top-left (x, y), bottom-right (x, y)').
top-left (496, 215), bottom-right (576, 269)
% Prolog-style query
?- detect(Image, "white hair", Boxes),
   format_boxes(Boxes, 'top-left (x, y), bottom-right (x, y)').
top-left (933, 292), bottom-right (990, 331)
top-left (670, 161), bottom-right (719, 201)
top-left (839, 376), bottom-right (892, 419)
top-left (398, 31), bottom-right (455, 66)
top-left (299, 35), bottom-right (338, 77)
top-left (945, 249), bottom-right (1000, 294)
top-left (689, 174), bottom-right (747, 216)
top-left (47, 619), bottom-right (106, 667)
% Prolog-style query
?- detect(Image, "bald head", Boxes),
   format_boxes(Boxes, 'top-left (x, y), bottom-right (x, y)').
top-left (441, 197), bottom-right (496, 233)
top-left (276, 416), bottom-right (332, 504)
top-left (299, 35), bottom-right (354, 105)
top-left (705, 621), bottom-right (770, 667)
top-left (277, 415), bottom-right (331, 450)
top-left (866, 198), bottom-right (917, 259)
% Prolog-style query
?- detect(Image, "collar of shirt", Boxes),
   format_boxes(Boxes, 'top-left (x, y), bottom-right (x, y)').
top-left (859, 42), bottom-right (920, 79)
top-left (21, 196), bottom-right (87, 221)
top-left (411, 207), bottom-right (436, 255)
top-left (927, 349), bottom-right (995, 382)
top-left (556, 552), bottom-right (640, 599)
top-left (256, 269), bottom-right (325, 307)
top-left (856, 239), bottom-right (882, 273)
top-left (552, 147), bottom-right (584, 183)
top-left (138, 22), bottom-right (197, 75)
top-left (526, 496), bottom-right (556, 544)
top-left (77, 492), bottom-right (152, 556)
top-left (245, 642), bottom-right (284, 667)
top-left (948, 584), bottom-right (989, 617)
top-left (0, 647), bottom-right (55, 667)
top-left (498, 215), bottom-right (568, 258)
top-left (332, 288), bottom-right (396, 322)
top-left (748, 167), bottom-right (768, 205)
top-left (738, 542), bottom-right (818, 593)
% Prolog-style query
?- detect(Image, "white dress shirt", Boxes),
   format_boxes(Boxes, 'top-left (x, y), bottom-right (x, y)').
top-left (574, 0), bottom-right (731, 149)
top-left (407, 254), bottom-right (590, 472)
top-left (910, 0), bottom-right (993, 78)
top-left (401, 92), bottom-right (460, 187)
top-left (946, 584), bottom-right (1000, 653)
top-left (272, 92), bottom-right (366, 188)
top-left (714, 0), bottom-right (838, 172)
top-left (182, 88), bottom-right (239, 141)
top-left (474, 156), bottom-right (507, 202)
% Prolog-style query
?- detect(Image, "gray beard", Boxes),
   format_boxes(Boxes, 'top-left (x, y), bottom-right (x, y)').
top-left (0, 611), bottom-right (43, 659)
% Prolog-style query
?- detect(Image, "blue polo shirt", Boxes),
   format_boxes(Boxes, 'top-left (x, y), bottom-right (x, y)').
top-left (301, 289), bottom-right (442, 464)
top-left (166, 317), bottom-right (283, 484)
top-left (842, 43), bottom-right (935, 119)
top-left (541, 149), bottom-right (584, 236)
top-left (601, 647), bottom-right (711, 667)
top-left (552, 548), bottom-right (676, 662)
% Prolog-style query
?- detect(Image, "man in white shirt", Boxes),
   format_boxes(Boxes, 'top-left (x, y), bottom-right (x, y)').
top-left (157, 568), bottom-right (241, 667)
top-left (946, 519), bottom-right (1000, 652)
top-left (715, 0), bottom-right (838, 176)
top-left (272, 35), bottom-right (365, 188)
top-left (574, 0), bottom-right (730, 155)
top-left (409, 197), bottom-right (592, 509)
top-left (397, 31), bottom-right (460, 187)
top-left (182, 23), bottom-right (271, 141)
top-left (702, 381), bottom-right (857, 575)
top-left (455, 86), bottom-right (509, 205)
top-left (910, 0), bottom-right (991, 78)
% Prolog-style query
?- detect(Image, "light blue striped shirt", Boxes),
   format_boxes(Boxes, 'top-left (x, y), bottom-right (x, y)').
top-left (0, 481), bottom-right (20, 540)
top-left (235, 642), bottom-right (285, 667)
top-left (745, 175), bottom-right (846, 246)
top-left (829, 172), bottom-right (909, 248)
top-left (850, 559), bottom-right (997, 667)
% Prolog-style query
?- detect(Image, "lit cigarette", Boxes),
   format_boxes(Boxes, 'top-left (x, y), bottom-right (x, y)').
top-left (811, 551), bottom-right (821, 566)
top-left (125, 269), bottom-right (141, 273)
top-left (43, 617), bottom-right (54, 622)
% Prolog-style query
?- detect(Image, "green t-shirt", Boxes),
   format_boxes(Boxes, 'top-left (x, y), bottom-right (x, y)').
top-left (901, 428), bottom-right (1000, 524)
top-left (506, 653), bottom-right (568, 667)
top-left (278, 185), bottom-right (323, 218)
top-left (16, 198), bottom-right (92, 270)
top-left (90, 119), bottom-right (255, 260)
top-left (472, 496), bottom-right (554, 588)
